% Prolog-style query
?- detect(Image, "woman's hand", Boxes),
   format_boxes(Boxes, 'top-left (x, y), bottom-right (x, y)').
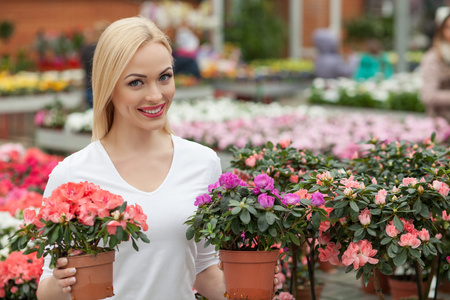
top-left (52, 258), bottom-right (77, 294)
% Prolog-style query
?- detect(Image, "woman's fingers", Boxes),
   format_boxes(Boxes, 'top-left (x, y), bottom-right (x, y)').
top-left (53, 258), bottom-right (77, 293)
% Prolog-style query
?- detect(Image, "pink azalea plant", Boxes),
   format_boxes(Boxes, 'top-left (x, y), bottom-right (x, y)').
top-left (9, 181), bottom-right (150, 269)
top-left (230, 134), bottom-right (450, 300)
top-left (0, 251), bottom-right (43, 300)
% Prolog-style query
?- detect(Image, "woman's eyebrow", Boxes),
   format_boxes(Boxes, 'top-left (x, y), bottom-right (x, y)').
top-left (124, 73), bottom-right (147, 80)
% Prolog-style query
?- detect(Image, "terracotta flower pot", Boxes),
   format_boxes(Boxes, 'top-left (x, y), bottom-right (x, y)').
top-left (64, 250), bottom-right (115, 300)
top-left (387, 276), bottom-right (424, 300)
top-left (220, 249), bottom-right (279, 300)
top-left (296, 283), bottom-right (324, 300)
top-left (361, 270), bottom-right (390, 295)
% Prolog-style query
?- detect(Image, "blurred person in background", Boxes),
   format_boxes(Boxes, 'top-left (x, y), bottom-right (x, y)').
top-left (420, 6), bottom-right (450, 122)
top-left (313, 28), bottom-right (358, 79)
top-left (79, 21), bottom-right (109, 108)
top-left (353, 38), bottom-right (393, 81)
top-left (173, 22), bottom-right (202, 79)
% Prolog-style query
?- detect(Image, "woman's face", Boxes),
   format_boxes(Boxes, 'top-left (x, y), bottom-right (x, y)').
top-left (111, 41), bottom-right (175, 134)
top-left (442, 18), bottom-right (450, 42)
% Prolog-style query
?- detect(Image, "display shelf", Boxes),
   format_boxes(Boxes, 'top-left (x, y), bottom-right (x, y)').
top-left (35, 128), bottom-right (91, 153)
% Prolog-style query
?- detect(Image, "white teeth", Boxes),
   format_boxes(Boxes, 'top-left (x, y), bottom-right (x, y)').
top-left (141, 107), bottom-right (162, 114)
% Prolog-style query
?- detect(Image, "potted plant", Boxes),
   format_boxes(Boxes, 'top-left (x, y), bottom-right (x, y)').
top-left (8, 181), bottom-right (150, 300)
top-left (296, 148), bottom-right (450, 300)
top-left (229, 139), bottom-right (339, 299)
top-left (185, 172), bottom-right (308, 300)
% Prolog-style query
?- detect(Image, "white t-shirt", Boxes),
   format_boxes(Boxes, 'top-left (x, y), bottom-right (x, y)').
top-left (40, 135), bottom-right (222, 299)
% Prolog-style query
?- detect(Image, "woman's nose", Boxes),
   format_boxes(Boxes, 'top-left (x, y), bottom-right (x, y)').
top-left (144, 84), bottom-right (163, 102)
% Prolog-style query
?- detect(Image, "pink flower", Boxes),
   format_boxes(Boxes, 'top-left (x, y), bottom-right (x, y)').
top-left (106, 220), bottom-right (127, 235)
top-left (385, 223), bottom-right (400, 238)
top-left (375, 189), bottom-right (387, 205)
top-left (194, 193), bottom-right (212, 206)
top-left (274, 292), bottom-right (294, 300)
top-left (442, 211), bottom-right (450, 221)
top-left (358, 208), bottom-right (371, 225)
top-left (258, 193), bottom-right (275, 209)
top-left (398, 233), bottom-right (421, 249)
top-left (278, 139), bottom-right (291, 148)
top-left (294, 189), bottom-right (310, 199)
top-left (254, 174), bottom-right (275, 191)
top-left (340, 175), bottom-right (360, 188)
top-left (318, 242), bottom-right (341, 265)
top-left (10, 286), bottom-right (18, 293)
top-left (281, 193), bottom-right (300, 206)
top-left (418, 228), bottom-right (430, 241)
top-left (289, 175), bottom-right (299, 183)
top-left (342, 240), bottom-right (378, 270)
top-left (401, 177), bottom-right (418, 187)
top-left (432, 180), bottom-right (450, 196)
top-left (245, 156), bottom-right (256, 167)
top-left (311, 191), bottom-right (325, 206)
top-left (23, 208), bottom-right (44, 228)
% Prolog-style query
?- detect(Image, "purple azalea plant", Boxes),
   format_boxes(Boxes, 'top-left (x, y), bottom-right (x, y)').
top-left (185, 172), bottom-right (314, 251)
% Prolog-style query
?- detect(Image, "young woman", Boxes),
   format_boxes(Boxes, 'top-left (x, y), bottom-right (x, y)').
top-left (36, 16), bottom-right (226, 300)
top-left (420, 7), bottom-right (450, 122)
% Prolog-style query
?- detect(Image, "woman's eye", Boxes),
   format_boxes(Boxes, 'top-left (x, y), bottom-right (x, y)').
top-left (160, 74), bottom-right (173, 82)
top-left (128, 79), bottom-right (143, 87)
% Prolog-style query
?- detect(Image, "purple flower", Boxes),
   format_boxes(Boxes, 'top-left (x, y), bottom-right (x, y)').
top-left (311, 191), bottom-right (325, 207)
top-left (258, 193), bottom-right (275, 209)
top-left (218, 172), bottom-right (241, 189)
top-left (194, 193), bottom-right (212, 206)
top-left (253, 187), bottom-right (261, 195)
top-left (281, 193), bottom-right (300, 205)
top-left (208, 181), bottom-right (220, 193)
top-left (254, 174), bottom-right (275, 191)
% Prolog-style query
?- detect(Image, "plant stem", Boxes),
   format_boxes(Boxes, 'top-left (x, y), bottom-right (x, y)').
top-left (434, 253), bottom-right (442, 300)
top-left (415, 261), bottom-right (423, 300)
top-left (306, 238), bottom-right (316, 300)
top-left (372, 267), bottom-right (386, 300)
top-left (290, 247), bottom-right (298, 299)
top-left (424, 254), bottom-right (438, 300)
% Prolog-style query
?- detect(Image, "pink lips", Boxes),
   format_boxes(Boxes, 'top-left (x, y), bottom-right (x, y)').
top-left (137, 103), bottom-right (165, 118)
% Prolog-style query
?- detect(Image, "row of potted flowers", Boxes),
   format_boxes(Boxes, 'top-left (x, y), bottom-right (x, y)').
top-left (306, 72), bottom-right (424, 112)
top-left (35, 97), bottom-right (450, 158)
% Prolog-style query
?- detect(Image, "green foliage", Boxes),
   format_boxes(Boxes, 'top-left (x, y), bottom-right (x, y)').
top-left (344, 16), bottom-right (394, 50)
top-left (0, 20), bottom-right (15, 41)
top-left (225, 0), bottom-right (287, 61)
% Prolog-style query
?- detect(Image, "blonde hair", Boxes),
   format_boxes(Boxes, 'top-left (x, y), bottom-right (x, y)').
top-left (91, 16), bottom-right (173, 141)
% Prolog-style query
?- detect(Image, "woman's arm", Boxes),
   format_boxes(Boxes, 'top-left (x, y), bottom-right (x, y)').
top-left (193, 264), bottom-right (226, 300)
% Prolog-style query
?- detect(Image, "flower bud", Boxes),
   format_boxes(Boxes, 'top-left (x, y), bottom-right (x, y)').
top-left (111, 210), bottom-right (121, 220)
top-left (417, 185), bottom-right (424, 195)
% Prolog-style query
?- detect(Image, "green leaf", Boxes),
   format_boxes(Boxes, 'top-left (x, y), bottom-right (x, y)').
top-left (258, 215), bottom-right (269, 232)
top-left (288, 232), bottom-right (300, 245)
top-left (269, 227), bottom-right (277, 237)
top-left (350, 201), bottom-right (359, 212)
top-left (354, 227), bottom-right (365, 238)
top-left (247, 206), bottom-right (258, 216)
top-left (116, 226), bottom-right (124, 241)
top-left (379, 263), bottom-right (393, 275)
top-left (419, 203), bottom-right (430, 219)
top-left (137, 232), bottom-right (150, 243)
top-left (240, 209), bottom-right (251, 224)
top-left (367, 228), bottom-right (377, 236)
top-left (132, 238), bottom-right (139, 251)
top-left (393, 215), bottom-right (404, 232)
top-left (312, 211), bottom-right (321, 230)
top-left (381, 237), bottom-right (392, 245)
top-left (266, 212), bottom-right (276, 225)
top-left (186, 226), bottom-right (195, 240)
top-left (231, 218), bottom-right (241, 235)
top-left (393, 248), bottom-right (407, 266)
top-left (193, 214), bottom-right (204, 227)
top-left (413, 199), bottom-right (421, 214)
top-left (231, 206), bottom-right (242, 215)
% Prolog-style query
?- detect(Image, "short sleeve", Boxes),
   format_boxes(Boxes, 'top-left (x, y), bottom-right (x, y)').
top-left (195, 154), bottom-right (222, 275)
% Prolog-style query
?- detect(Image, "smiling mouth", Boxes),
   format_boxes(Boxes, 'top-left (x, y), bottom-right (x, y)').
top-left (138, 107), bottom-right (163, 114)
